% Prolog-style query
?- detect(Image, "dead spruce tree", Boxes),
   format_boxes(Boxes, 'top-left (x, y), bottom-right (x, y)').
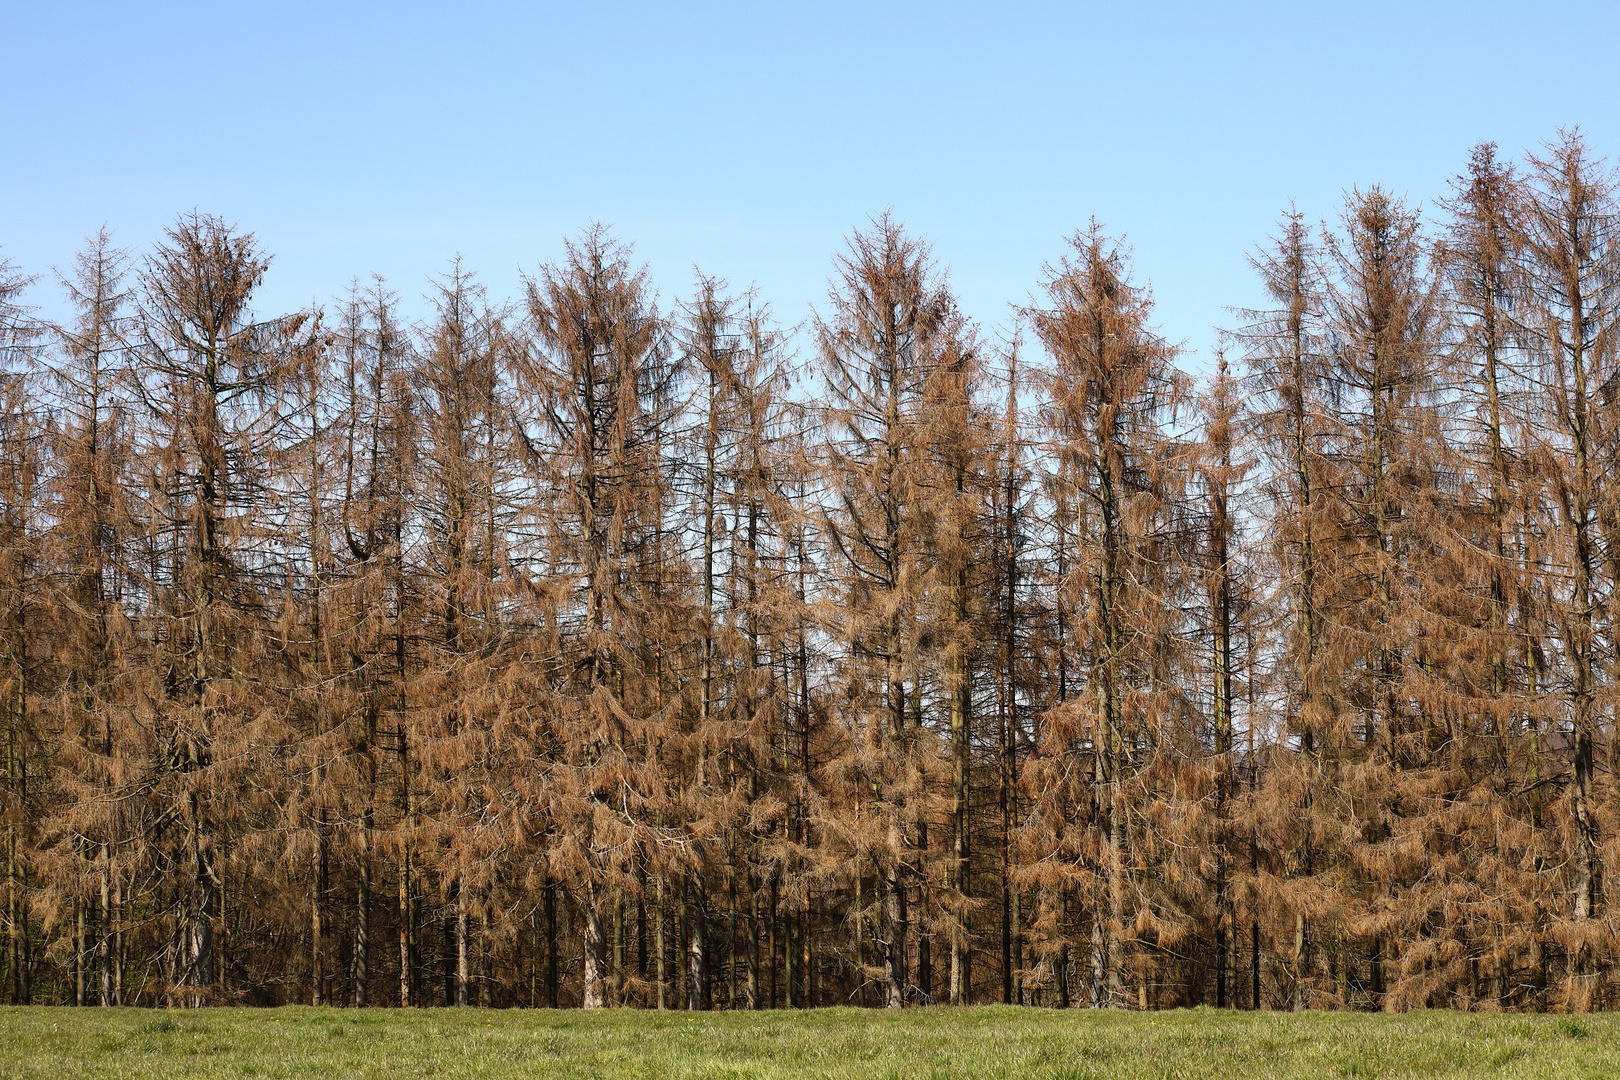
top-left (0, 253), bottom-right (41, 1006)
top-left (1514, 132), bottom-right (1620, 1009)
top-left (519, 227), bottom-right (673, 1009)
top-left (814, 214), bottom-right (956, 1008)
top-left (133, 213), bottom-right (312, 1005)
top-left (1319, 187), bottom-right (1443, 1009)
top-left (1234, 208), bottom-right (1340, 1010)
top-left (407, 262), bottom-right (521, 1007)
top-left (0, 364), bottom-right (42, 1007)
top-left (330, 278), bottom-right (417, 1009)
top-left (1434, 144), bottom-right (1546, 1008)
top-left (915, 300), bottom-right (988, 1006)
top-left (1194, 355), bottom-right (1257, 1009)
top-left (1019, 224), bottom-right (1191, 1009)
top-left (667, 275), bottom-right (800, 1010)
top-left (39, 229), bottom-right (143, 1007)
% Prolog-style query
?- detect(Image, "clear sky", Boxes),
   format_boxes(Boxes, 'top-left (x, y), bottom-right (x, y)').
top-left (4, 1), bottom-right (1617, 370)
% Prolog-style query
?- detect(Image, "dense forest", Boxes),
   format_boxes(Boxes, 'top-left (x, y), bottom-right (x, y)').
top-left (1, 130), bottom-right (1618, 1013)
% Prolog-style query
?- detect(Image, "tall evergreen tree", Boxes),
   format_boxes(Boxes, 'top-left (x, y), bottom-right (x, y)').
top-left (1021, 224), bottom-right (1191, 1009)
top-left (519, 227), bottom-right (673, 1009)
top-left (814, 214), bottom-right (954, 1008)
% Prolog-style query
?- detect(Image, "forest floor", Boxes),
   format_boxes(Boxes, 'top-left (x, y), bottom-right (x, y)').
top-left (2, 1004), bottom-right (1618, 1079)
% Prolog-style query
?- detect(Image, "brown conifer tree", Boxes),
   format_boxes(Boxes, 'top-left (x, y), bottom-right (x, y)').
top-left (1319, 187), bottom-right (1442, 1009)
top-left (1195, 355), bottom-right (1256, 1008)
top-left (329, 278), bottom-right (417, 1009)
top-left (1021, 224), bottom-right (1191, 1008)
top-left (1426, 142), bottom-right (1541, 1008)
top-left (1234, 208), bottom-right (1339, 1010)
top-left (133, 213), bottom-right (310, 1004)
top-left (916, 302), bottom-right (987, 1005)
top-left (814, 214), bottom-right (954, 1008)
top-left (39, 230), bottom-right (141, 1007)
top-left (0, 368), bottom-right (42, 1005)
top-left (519, 227), bottom-right (673, 1009)
top-left (1514, 131), bottom-right (1620, 1008)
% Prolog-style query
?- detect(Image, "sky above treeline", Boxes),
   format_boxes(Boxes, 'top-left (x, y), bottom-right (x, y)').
top-left (4, 1), bottom-right (1617, 372)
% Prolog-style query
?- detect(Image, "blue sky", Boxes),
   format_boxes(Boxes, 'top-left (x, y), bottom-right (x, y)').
top-left (4, 2), bottom-right (1616, 370)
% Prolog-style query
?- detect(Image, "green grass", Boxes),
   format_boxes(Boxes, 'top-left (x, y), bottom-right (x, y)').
top-left (3, 1005), bottom-right (1619, 1079)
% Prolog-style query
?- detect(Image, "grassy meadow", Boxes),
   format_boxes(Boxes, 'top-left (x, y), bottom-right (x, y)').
top-left (3, 1005), bottom-right (1620, 1079)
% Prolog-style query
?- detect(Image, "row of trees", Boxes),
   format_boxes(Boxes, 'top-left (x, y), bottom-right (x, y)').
top-left (3, 131), bottom-right (1620, 1012)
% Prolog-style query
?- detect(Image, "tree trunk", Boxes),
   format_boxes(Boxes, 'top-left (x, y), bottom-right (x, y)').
top-left (583, 893), bottom-right (607, 1009)
top-left (455, 891), bottom-right (469, 1007)
top-left (687, 879), bottom-right (708, 1010)
top-left (884, 866), bottom-right (906, 1008)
